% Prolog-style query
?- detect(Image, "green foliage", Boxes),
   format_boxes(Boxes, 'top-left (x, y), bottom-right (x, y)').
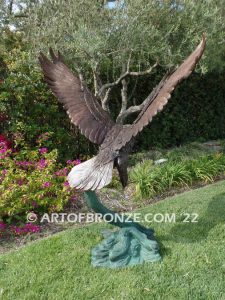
top-left (0, 147), bottom-right (77, 221)
top-left (129, 160), bottom-right (154, 198)
top-left (129, 149), bottom-right (164, 167)
top-left (165, 144), bottom-right (205, 162)
top-left (106, 172), bottom-right (122, 190)
top-left (135, 72), bottom-right (225, 149)
top-left (130, 152), bottom-right (225, 200)
top-left (26, 0), bottom-right (225, 72)
top-left (0, 31), bottom-right (95, 160)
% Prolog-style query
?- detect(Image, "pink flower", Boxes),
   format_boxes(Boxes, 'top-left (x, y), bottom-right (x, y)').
top-left (64, 180), bottom-right (70, 187)
top-left (39, 147), bottom-right (48, 154)
top-left (0, 141), bottom-right (12, 160)
top-left (2, 169), bottom-right (7, 175)
top-left (70, 195), bottom-right (77, 202)
top-left (42, 181), bottom-right (51, 188)
top-left (10, 223), bottom-right (41, 235)
top-left (0, 135), bottom-right (12, 148)
top-left (23, 223), bottom-right (41, 233)
top-left (16, 161), bottom-right (34, 169)
top-left (31, 201), bottom-right (39, 208)
top-left (0, 222), bottom-right (6, 231)
top-left (0, 141), bottom-right (8, 154)
top-left (66, 159), bottom-right (81, 166)
top-left (17, 179), bottom-right (25, 186)
top-left (37, 132), bottom-right (50, 144)
top-left (0, 135), bottom-right (6, 142)
top-left (73, 159), bottom-right (81, 165)
top-left (55, 167), bottom-right (68, 177)
top-left (36, 159), bottom-right (48, 170)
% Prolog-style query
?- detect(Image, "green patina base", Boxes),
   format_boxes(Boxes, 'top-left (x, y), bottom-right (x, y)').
top-left (84, 191), bottom-right (161, 268)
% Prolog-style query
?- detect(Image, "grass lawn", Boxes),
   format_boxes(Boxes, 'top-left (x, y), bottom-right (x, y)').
top-left (0, 181), bottom-right (225, 300)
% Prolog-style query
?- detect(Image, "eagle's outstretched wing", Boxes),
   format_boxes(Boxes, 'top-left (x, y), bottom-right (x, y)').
top-left (39, 50), bottom-right (114, 145)
top-left (101, 34), bottom-right (206, 152)
top-left (132, 34), bottom-right (206, 135)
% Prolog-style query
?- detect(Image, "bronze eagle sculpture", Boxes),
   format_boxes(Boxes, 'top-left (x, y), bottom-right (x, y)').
top-left (39, 35), bottom-right (206, 191)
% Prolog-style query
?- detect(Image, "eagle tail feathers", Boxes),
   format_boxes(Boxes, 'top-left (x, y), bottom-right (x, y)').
top-left (67, 156), bottom-right (113, 191)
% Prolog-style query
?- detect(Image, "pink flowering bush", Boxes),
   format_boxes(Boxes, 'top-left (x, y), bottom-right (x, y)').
top-left (10, 223), bottom-right (41, 236)
top-left (0, 221), bottom-right (41, 237)
top-left (0, 136), bottom-right (80, 221)
top-left (0, 222), bottom-right (7, 237)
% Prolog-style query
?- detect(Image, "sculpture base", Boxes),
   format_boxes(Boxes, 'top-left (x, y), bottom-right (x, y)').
top-left (84, 191), bottom-right (161, 268)
top-left (91, 227), bottom-right (161, 268)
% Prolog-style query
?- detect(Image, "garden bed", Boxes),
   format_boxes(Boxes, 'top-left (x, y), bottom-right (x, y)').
top-left (1, 138), bottom-right (225, 254)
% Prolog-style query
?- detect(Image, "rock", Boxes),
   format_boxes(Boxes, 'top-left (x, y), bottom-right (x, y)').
top-left (154, 158), bottom-right (168, 165)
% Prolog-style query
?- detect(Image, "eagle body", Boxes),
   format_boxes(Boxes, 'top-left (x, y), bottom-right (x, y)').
top-left (67, 124), bottom-right (131, 190)
top-left (39, 35), bottom-right (206, 191)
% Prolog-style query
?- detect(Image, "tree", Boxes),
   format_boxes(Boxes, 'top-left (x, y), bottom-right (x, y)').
top-left (0, 0), bottom-right (40, 28)
top-left (8, 1), bottom-right (225, 123)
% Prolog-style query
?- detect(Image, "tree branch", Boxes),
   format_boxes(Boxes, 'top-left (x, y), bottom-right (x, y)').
top-left (92, 62), bottom-right (101, 97)
top-left (102, 88), bottom-right (112, 112)
top-left (14, 14), bottom-right (29, 18)
top-left (8, 0), bottom-right (14, 15)
top-left (97, 62), bottom-right (158, 98)
top-left (128, 77), bottom-right (138, 103)
top-left (92, 62), bottom-right (112, 111)
top-left (90, 51), bottom-right (157, 114)
top-left (116, 77), bottom-right (128, 123)
top-left (116, 71), bottom-right (171, 124)
top-left (78, 73), bottom-right (85, 91)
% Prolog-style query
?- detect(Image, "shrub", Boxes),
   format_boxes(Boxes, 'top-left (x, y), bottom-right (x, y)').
top-left (129, 160), bottom-right (154, 199)
top-left (134, 72), bottom-right (225, 150)
top-left (0, 37), bottom-right (95, 162)
top-left (130, 153), bottom-right (225, 200)
top-left (0, 221), bottom-right (41, 238)
top-left (0, 136), bottom-right (79, 222)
